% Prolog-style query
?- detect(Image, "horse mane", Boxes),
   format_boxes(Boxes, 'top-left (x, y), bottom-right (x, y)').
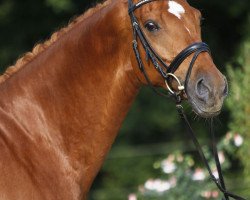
top-left (0, 0), bottom-right (112, 84)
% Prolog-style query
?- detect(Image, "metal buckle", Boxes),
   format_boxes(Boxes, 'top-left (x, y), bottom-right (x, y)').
top-left (165, 73), bottom-right (185, 95)
top-left (132, 22), bottom-right (138, 27)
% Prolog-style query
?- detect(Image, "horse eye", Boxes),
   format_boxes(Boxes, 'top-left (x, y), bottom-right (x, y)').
top-left (144, 21), bottom-right (160, 32)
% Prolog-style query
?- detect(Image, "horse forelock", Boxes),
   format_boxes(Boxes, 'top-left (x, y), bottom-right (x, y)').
top-left (0, 0), bottom-right (113, 84)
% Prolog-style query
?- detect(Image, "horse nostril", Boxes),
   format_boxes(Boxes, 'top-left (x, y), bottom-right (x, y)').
top-left (196, 78), bottom-right (210, 102)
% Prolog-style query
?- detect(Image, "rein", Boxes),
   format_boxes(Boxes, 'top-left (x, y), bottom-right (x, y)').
top-left (128, 0), bottom-right (246, 199)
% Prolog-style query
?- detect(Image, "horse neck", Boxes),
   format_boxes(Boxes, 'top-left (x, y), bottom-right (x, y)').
top-left (0, 0), bottom-right (140, 194)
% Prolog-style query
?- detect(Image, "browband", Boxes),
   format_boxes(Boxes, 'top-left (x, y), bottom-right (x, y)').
top-left (128, 0), bottom-right (158, 13)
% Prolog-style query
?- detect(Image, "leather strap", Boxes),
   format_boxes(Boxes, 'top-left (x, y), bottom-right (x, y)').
top-left (176, 105), bottom-right (246, 200)
top-left (128, 0), bottom-right (158, 13)
top-left (128, 0), bottom-right (247, 199)
top-left (128, 0), bottom-right (211, 97)
top-left (168, 42), bottom-right (210, 74)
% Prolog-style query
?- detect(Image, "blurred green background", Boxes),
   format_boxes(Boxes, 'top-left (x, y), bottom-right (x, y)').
top-left (0, 0), bottom-right (250, 199)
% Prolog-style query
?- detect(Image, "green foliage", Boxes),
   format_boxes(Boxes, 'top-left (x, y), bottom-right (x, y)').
top-left (134, 133), bottom-right (243, 200)
top-left (0, 0), bottom-right (13, 21)
top-left (189, 0), bottom-right (249, 70)
top-left (117, 88), bottom-right (183, 145)
top-left (91, 156), bottom-right (158, 200)
top-left (0, 0), bottom-right (96, 72)
top-left (45, 0), bottom-right (75, 13)
top-left (227, 41), bottom-right (250, 183)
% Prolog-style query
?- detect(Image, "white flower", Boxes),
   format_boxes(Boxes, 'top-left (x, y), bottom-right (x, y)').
top-left (144, 178), bottom-right (176, 193)
top-left (212, 170), bottom-right (219, 179)
top-left (192, 168), bottom-right (206, 181)
top-left (201, 190), bottom-right (219, 199)
top-left (161, 155), bottom-right (176, 174)
top-left (128, 194), bottom-right (137, 200)
top-left (234, 134), bottom-right (243, 147)
top-left (218, 151), bottom-right (225, 164)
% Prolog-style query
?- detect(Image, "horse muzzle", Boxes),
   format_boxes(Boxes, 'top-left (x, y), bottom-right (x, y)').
top-left (187, 72), bottom-right (228, 118)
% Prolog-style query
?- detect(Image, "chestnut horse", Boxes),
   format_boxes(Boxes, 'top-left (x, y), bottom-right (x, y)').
top-left (0, 0), bottom-right (227, 199)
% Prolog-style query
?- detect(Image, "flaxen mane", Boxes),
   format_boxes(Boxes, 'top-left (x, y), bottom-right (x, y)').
top-left (0, 0), bottom-right (112, 84)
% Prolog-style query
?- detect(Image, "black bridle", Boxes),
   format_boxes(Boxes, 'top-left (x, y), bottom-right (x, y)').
top-left (128, 0), bottom-right (246, 199)
top-left (129, 0), bottom-right (210, 102)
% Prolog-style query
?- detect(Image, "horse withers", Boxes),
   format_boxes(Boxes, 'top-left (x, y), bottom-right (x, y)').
top-left (0, 0), bottom-right (227, 199)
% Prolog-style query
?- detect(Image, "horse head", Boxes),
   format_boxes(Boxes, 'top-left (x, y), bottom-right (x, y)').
top-left (129, 0), bottom-right (228, 118)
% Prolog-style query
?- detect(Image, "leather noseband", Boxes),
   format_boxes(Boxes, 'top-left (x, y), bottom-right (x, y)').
top-left (128, 0), bottom-right (210, 102)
